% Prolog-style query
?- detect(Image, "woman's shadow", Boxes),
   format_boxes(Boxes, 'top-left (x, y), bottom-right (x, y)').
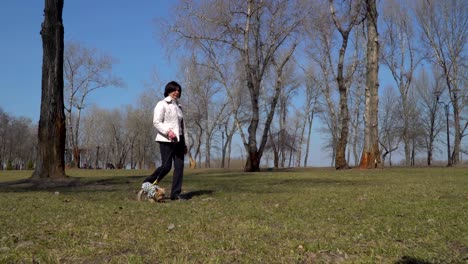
top-left (182, 190), bottom-right (214, 199)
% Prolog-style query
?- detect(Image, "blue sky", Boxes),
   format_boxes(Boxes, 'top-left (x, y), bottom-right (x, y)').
top-left (1, 0), bottom-right (176, 121)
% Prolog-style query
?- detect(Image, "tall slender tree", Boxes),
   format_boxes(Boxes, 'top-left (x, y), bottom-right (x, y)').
top-left (329, 0), bottom-right (365, 169)
top-left (381, 0), bottom-right (422, 166)
top-left (414, 0), bottom-right (467, 165)
top-left (32, 0), bottom-right (67, 179)
top-left (359, 0), bottom-right (381, 169)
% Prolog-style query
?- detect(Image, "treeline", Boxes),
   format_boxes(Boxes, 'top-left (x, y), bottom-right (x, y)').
top-left (0, 108), bottom-right (36, 170)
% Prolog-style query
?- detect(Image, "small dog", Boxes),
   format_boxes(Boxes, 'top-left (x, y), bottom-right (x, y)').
top-left (138, 182), bottom-right (165, 203)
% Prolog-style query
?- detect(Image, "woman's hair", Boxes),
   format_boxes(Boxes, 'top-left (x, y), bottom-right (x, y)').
top-left (164, 81), bottom-right (182, 98)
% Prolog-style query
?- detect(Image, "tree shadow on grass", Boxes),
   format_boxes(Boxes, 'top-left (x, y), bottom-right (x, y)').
top-left (0, 171), bottom-right (368, 196)
top-left (183, 190), bottom-right (214, 199)
top-left (270, 177), bottom-right (369, 186)
top-left (0, 175), bottom-right (144, 193)
top-left (0, 176), bottom-right (217, 201)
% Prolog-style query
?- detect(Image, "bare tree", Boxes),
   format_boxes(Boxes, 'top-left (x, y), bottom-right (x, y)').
top-left (105, 109), bottom-right (131, 169)
top-left (271, 53), bottom-right (300, 168)
top-left (180, 54), bottom-right (224, 168)
top-left (379, 87), bottom-right (400, 166)
top-left (133, 88), bottom-right (161, 169)
top-left (381, 0), bottom-right (423, 166)
top-left (32, 0), bottom-right (66, 179)
top-left (305, 9), bottom-right (339, 166)
top-left (414, 68), bottom-right (444, 166)
top-left (414, 0), bottom-right (467, 165)
top-left (187, 32), bottom-right (249, 169)
top-left (0, 109), bottom-right (37, 170)
top-left (296, 64), bottom-right (320, 167)
top-left (8, 118), bottom-right (36, 169)
top-left (170, 0), bottom-right (305, 171)
top-left (64, 41), bottom-right (124, 168)
top-left (305, 0), bottom-right (361, 167)
top-left (406, 92), bottom-right (426, 166)
top-left (329, 0), bottom-right (365, 169)
top-left (125, 106), bottom-right (143, 169)
top-left (359, 0), bottom-right (381, 169)
top-left (348, 58), bottom-right (366, 166)
top-left (80, 107), bottom-right (101, 168)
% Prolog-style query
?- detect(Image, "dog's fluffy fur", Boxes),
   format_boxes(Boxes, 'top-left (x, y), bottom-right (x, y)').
top-left (153, 187), bottom-right (165, 202)
top-left (137, 187), bottom-right (165, 203)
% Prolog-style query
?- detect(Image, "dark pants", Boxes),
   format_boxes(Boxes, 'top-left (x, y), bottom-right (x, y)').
top-left (144, 136), bottom-right (185, 198)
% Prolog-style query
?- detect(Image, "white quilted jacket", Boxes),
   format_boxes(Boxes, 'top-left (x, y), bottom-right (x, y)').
top-left (153, 96), bottom-right (188, 145)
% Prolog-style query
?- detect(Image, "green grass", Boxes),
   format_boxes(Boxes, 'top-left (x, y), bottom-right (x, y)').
top-left (0, 167), bottom-right (467, 263)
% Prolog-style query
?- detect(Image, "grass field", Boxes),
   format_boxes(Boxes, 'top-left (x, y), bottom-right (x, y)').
top-left (0, 167), bottom-right (467, 263)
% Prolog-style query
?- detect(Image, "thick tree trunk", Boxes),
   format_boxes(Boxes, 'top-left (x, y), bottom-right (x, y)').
top-left (335, 86), bottom-right (350, 169)
top-left (359, 0), bottom-right (381, 169)
top-left (245, 149), bottom-right (260, 172)
top-left (32, 0), bottom-right (67, 179)
top-left (245, 94), bottom-right (261, 172)
top-left (244, 75), bottom-right (263, 172)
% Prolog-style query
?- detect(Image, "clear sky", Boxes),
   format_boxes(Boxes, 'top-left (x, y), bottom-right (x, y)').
top-left (1, 0), bottom-right (176, 121)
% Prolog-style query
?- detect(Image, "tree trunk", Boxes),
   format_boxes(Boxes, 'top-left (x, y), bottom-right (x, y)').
top-left (451, 99), bottom-right (461, 165)
top-left (329, 0), bottom-right (362, 170)
top-left (245, 148), bottom-right (260, 172)
top-left (303, 113), bottom-right (314, 167)
top-left (402, 98), bottom-right (411, 166)
top-left (332, 31), bottom-right (349, 169)
top-left (359, 0), bottom-right (381, 169)
top-left (205, 129), bottom-right (211, 168)
top-left (296, 113), bottom-right (307, 167)
top-left (335, 85), bottom-right (350, 169)
top-left (72, 146), bottom-right (80, 168)
top-left (269, 129), bottom-right (279, 169)
top-left (188, 155), bottom-right (196, 169)
top-left (427, 142), bottom-right (433, 166)
top-left (244, 76), bottom-right (261, 172)
top-left (32, 0), bottom-right (67, 179)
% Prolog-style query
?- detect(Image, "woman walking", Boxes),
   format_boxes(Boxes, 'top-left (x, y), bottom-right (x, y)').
top-left (142, 81), bottom-right (189, 200)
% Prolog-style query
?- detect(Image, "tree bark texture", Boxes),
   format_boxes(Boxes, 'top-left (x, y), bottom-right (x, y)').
top-left (335, 35), bottom-right (350, 169)
top-left (245, 77), bottom-right (261, 172)
top-left (32, 0), bottom-right (67, 179)
top-left (359, 0), bottom-right (381, 169)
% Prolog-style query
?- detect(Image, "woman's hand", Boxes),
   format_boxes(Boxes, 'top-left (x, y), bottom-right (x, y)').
top-left (167, 130), bottom-right (177, 140)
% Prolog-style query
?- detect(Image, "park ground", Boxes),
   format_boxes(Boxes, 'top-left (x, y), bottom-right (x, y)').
top-left (0, 167), bottom-right (467, 263)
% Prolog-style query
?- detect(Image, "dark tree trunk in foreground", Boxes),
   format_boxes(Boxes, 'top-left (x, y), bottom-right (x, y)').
top-left (31, 0), bottom-right (67, 179)
top-left (359, 0), bottom-right (381, 169)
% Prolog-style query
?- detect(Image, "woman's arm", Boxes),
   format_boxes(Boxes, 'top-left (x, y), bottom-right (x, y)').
top-left (153, 101), bottom-right (169, 136)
